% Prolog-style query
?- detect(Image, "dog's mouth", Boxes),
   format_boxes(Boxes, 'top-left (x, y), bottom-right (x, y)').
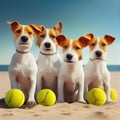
top-left (64, 60), bottom-right (75, 63)
top-left (89, 57), bottom-right (105, 61)
top-left (44, 48), bottom-right (52, 51)
top-left (19, 43), bottom-right (30, 46)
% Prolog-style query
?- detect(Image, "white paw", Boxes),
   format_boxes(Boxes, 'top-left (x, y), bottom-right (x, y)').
top-left (57, 98), bottom-right (64, 103)
top-left (78, 99), bottom-right (86, 104)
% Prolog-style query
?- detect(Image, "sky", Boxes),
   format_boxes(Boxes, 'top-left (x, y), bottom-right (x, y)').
top-left (0, 0), bottom-right (120, 65)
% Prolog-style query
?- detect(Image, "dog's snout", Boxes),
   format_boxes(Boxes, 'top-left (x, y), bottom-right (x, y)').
top-left (95, 51), bottom-right (102, 57)
top-left (21, 36), bottom-right (28, 42)
top-left (66, 54), bottom-right (73, 60)
top-left (45, 42), bottom-right (51, 48)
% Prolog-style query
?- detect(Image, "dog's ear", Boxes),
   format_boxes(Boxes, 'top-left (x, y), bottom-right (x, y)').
top-left (104, 35), bottom-right (115, 45)
top-left (7, 21), bottom-right (20, 32)
top-left (54, 21), bottom-right (62, 33)
top-left (56, 34), bottom-right (67, 47)
top-left (78, 33), bottom-right (94, 48)
top-left (30, 24), bottom-right (45, 34)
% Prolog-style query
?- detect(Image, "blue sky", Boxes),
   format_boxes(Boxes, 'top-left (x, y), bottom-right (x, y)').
top-left (0, 0), bottom-right (120, 65)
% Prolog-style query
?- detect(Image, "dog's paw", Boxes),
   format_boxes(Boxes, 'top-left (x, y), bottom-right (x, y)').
top-left (106, 100), bottom-right (114, 104)
top-left (26, 101), bottom-right (37, 108)
top-left (57, 99), bottom-right (64, 103)
top-left (78, 100), bottom-right (86, 104)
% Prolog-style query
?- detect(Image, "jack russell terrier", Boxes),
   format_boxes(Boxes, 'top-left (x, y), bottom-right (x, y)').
top-left (56, 34), bottom-right (90, 103)
top-left (7, 21), bottom-right (38, 106)
top-left (84, 33), bottom-right (115, 103)
top-left (30, 22), bottom-right (62, 97)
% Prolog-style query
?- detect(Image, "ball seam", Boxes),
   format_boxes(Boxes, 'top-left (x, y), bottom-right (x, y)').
top-left (41, 91), bottom-right (49, 104)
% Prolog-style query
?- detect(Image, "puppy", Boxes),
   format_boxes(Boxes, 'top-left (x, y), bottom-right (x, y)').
top-left (7, 21), bottom-right (38, 106)
top-left (84, 33), bottom-right (115, 103)
top-left (56, 34), bottom-right (89, 103)
top-left (30, 22), bottom-right (62, 97)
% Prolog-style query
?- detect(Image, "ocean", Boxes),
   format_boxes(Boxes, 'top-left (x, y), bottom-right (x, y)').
top-left (0, 65), bottom-right (120, 72)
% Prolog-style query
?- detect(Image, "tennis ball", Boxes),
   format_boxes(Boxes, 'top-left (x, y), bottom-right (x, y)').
top-left (5, 89), bottom-right (25, 108)
top-left (110, 88), bottom-right (117, 101)
top-left (36, 89), bottom-right (56, 106)
top-left (87, 88), bottom-right (106, 106)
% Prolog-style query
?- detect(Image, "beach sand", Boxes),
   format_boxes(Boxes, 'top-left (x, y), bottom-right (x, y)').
top-left (0, 72), bottom-right (120, 120)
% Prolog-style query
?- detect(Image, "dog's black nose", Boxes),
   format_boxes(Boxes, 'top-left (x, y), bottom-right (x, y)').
top-left (45, 42), bottom-right (51, 48)
top-left (95, 51), bottom-right (102, 57)
top-left (21, 36), bottom-right (28, 42)
top-left (66, 54), bottom-right (73, 60)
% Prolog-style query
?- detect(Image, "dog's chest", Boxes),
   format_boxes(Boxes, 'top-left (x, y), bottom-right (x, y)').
top-left (10, 53), bottom-right (36, 76)
top-left (62, 64), bottom-right (83, 83)
top-left (86, 62), bottom-right (108, 82)
top-left (38, 55), bottom-right (61, 78)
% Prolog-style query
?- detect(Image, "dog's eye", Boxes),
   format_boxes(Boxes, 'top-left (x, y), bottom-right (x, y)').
top-left (63, 45), bottom-right (68, 49)
top-left (101, 43), bottom-right (106, 47)
top-left (40, 34), bottom-right (45, 38)
top-left (75, 46), bottom-right (80, 50)
top-left (16, 29), bottom-right (21, 33)
top-left (50, 35), bottom-right (55, 39)
top-left (28, 31), bottom-right (33, 35)
top-left (91, 43), bottom-right (96, 46)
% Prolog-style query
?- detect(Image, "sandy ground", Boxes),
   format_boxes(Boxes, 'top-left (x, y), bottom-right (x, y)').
top-left (0, 72), bottom-right (120, 120)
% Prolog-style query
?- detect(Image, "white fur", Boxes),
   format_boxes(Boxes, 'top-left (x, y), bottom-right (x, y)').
top-left (89, 38), bottom-right (107, 60)
top-left (36, 29), bottom-right (61, 96)
top-left (9, 25), bottom-right (37, 104)
top-left (40, 29), bottom-right (57, 55)
top-left (57, 41), bottom-right (85, 103)
top-left (84, 38), bottom-right (112, 103)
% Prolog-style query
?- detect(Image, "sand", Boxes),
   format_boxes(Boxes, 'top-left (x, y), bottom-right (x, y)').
top-left (0, 72), bottom-right (120, 120)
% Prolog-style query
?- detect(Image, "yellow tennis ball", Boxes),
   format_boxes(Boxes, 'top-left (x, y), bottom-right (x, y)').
top-left (87, 88), bottom-right (106, 106)
top-left (5, 89), bottom-right (25, 108)
top-left (110, 88), bottom-right (117, 101)
top-left (36, 89), bottom-right (56, 106)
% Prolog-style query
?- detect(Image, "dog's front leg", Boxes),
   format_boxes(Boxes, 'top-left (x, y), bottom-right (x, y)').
top-left (84, 81), bottom-right (89, 101)
top-left (78, 80), bottom-right (86, 103)
top-left (36, 72), bottom-right (42, 95)
top-left (57, 76), bottom-right (64, 103)
top-left (27, 74), bottom-right (37, 106)
top-left (104, 79), bottom-right (112, 103)
top-left (9, 72), bottom-right (18, 89)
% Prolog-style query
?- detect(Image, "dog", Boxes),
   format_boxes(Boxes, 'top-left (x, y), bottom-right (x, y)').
top-left (30, 22), bottom-right (62, 97)
top-left (56, 34), bottom-right (90, 103)
top-left (84, 33), bottom-right (115, 103)
top-left (7, 21), bottom-right (38, 106)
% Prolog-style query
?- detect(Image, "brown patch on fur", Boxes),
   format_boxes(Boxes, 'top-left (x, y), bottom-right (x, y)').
top-left (104, 34), bottom-right (115, 45)
top-left (88, 38), bottom-right (97, 51)
top-left (37, 28), bottom-right (46, 47)
top-left (24, 26), bottom-right (35, 40)
top-left (48, 29), bottom-right (60, 47)
top-left (35, 21), bottom-right (62, 47)
top-left (7, 21), bottom-right (36, 40)
top-left (56, 34), bottom-right (70, 52)
top-left (99, 38), bottom-right (108, 52)
top-left (72, 40), bottom-right (82, 60)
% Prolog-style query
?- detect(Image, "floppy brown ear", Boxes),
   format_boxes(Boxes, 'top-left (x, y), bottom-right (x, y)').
top-left (54, 21), bottom-right (62, 33)
top-left (56, 34), bottom-right (67, 47)
top-left (104, 35), bottom-right (115, 45)
top-left (7, 21), bottom-right (20, 32)
top-left (30, 24), bottom-right (45, 34)
top-left (78, 33), bottom-right (94, 48)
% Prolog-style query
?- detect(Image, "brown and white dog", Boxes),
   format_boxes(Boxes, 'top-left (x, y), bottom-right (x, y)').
top-left (30, 22), bottom-right (62, 97)
top-left (84, 33), bottom-right (115, 103)
top-left (56, 34), bottom-right (90, 103)
top-left (7, 21), bottom-right (38, 106)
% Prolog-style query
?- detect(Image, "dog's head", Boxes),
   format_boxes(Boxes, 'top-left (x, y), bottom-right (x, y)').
top-left (30, 22), bottom-right (62, 55)
top-left (7, 21), bottom-right (37, 52)
top-left (56, 34), bottom-right (89, 63)
top-left (86, 33), bottom-right (115, 61)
